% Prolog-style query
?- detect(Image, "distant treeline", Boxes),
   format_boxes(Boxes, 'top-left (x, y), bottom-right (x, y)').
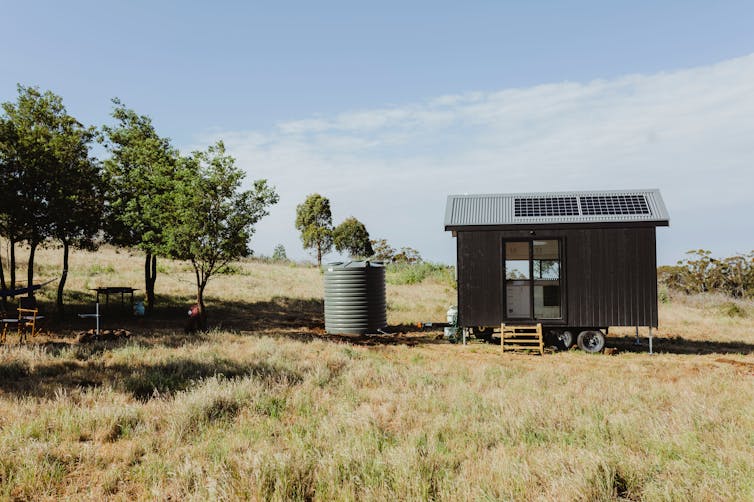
top-left (659, 250), bottom-right (754, 298)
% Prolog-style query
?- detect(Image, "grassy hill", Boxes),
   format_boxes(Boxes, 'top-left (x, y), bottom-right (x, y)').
top-left (0, 246), bottom-right (752, 500)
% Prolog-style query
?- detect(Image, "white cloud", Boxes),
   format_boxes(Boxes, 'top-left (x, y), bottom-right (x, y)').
top-left (192, 54), bottom-right (754, 265)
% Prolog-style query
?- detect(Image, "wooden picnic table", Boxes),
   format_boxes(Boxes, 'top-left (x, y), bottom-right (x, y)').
top-left (90, 287), bottom-right (138, 307)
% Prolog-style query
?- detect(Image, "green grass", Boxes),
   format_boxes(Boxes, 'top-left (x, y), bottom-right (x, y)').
top-left (385, 261), bottom-right (455, 286)
top-left (719, 301), bottom-right (747, 318)
top-left (87, 263), bottom-right (116, 276)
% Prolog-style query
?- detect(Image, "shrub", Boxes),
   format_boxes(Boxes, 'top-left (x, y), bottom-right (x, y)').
top-left (719, 301), bottom-right (746, 318)
top-left (272, 244), bottom-right (288, 262)
top-left (217, 264), bottom-right (243, 275)
top-left (658, 286), bottom-right (670, 304)
top-left (369, 239), bottom-right (421, 263)
top-left (386, 262), bottom-right (455, 286)
top-left (659, 250), bottom-right (754, 298)
top-left (87, 264), bottom-right (115, 276)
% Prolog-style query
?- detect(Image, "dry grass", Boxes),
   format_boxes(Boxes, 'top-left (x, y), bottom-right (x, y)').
top-left (28, 245), bottom-right (454, 325)
top-left (657, 292), bottom-right (754, 342)
top-left (0, 246), bottom-right (752, 500)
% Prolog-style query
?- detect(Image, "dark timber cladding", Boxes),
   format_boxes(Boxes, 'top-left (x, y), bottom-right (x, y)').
top-left (446, 190), bottom-right (669, 329)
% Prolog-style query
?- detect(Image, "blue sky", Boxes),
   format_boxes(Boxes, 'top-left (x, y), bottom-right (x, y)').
top-left (3, 1), bottom-right (754, 264)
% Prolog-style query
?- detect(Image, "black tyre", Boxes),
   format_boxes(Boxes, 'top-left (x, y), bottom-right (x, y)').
top-left (577, 330), bottom-right (606, 353)
top-left (472, 326), bottom-right (495, 342)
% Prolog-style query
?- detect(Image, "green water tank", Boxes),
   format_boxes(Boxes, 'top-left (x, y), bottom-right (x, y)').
top-left (323, 261), bottom-right (387, 334)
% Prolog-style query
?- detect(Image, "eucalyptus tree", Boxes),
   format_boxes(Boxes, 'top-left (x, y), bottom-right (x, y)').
top-left (333, 217), bottom-right (373, 259)
top-left (101, 99), bottom-right (180, 314)
top-left (295, 193), bottom-right (333, 267)
top-left (272, 244), bottom-right (288, 262)
top-left (165, 141), bottom-right (278, 329)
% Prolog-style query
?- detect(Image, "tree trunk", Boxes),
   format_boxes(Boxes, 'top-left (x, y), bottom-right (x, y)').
top-left (10, 238), bottom-right (16, 292)
top-left (144, 253), bottom-right (158, 315)
top-left (0, 242), bottom-right (7, 312)
top-left (317, 243), bottom-right (322, 267)
top-left (144, 253), bottom-right (150, 312)
top-left (197, 280), bottom-right (208, 331)
top-left (151, 254), bottom-right (157, 307)
top-left (56, 240), bottom-right (69, 319)
top-left (0, 244), bottom-right (6, 292)
top-left (27, 242), bottom-right (36, 298)
top-left (192, 262), bottom-right (208, 331)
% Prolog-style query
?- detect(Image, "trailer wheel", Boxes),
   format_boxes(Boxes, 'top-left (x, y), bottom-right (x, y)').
top-left (556, 330), bottom-right (575, 350)
top-left (577, 330), bottom-right (605, 353)
top-left (472, 326), bottom-right (495, 342)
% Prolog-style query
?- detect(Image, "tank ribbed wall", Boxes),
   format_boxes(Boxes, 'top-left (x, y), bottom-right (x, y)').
top-left (323, 261), bottom-right (387, 334)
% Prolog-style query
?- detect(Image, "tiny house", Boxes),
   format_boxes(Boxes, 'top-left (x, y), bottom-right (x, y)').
top-left (444, 189), bottom-right (669, 351)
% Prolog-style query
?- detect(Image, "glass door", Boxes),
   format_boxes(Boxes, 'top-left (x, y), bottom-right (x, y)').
top-left (504, 241), bottom-right (531, 318)
top-left (504, 240), bottom-right (562, 320)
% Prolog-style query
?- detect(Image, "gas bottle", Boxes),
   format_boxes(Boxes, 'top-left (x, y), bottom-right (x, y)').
top-left (446, 305), bottom-right (458, 326)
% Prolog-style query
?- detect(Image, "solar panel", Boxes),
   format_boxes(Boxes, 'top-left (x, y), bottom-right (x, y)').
top-left (445, 190), bottom-right (668, 227)
top-left (579, 195), bottom-right (650, 216)
top-left (514, 197), bottom-right (579, 217)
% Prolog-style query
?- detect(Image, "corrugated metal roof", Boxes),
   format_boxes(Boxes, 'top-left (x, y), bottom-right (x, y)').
top-left (444, 189), bottom-right (669, 228)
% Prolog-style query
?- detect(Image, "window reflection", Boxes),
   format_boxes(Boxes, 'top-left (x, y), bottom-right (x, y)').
top-left (505, 242), bottom-right (530, 317)
top-left (533, 240), bottom-right (560, 319)
top-left (505, 240), bottom-right (561, 320)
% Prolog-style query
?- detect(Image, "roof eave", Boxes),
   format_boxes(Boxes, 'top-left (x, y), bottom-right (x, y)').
top-left (445, 220), bottom-right (670, 232)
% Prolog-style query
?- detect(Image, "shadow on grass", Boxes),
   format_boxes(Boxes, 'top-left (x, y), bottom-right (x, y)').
top-left (213, 296), bottom-right (325, 330)
top-left (478, 333), bottom-right (754, 355)
top-left (0, 350), bottom-right (303, 400)
top-left (19, 292), bottom-right (754, 355)
top-left (42, 294), bottom-right (447, 348)
top-left (44, 294), bottom-right (325, 333)
top-left (607, 335), bottom-right (754, 355)
top-left (257, 323), bottom-right (448, 348)
top-left (24, 288), bottom-right (430, 340)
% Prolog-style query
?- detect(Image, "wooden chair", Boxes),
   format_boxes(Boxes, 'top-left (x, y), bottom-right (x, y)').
top-left (1, 312), bottom-right (18, 344)
top-left (18, 296), bottom-right (43, 343)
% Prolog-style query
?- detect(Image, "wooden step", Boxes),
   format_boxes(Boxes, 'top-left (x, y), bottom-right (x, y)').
top-left (501, 323), bottom-right (544, 356)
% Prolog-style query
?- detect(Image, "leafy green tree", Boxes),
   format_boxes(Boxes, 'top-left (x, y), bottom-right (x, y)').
top-left (101, 99), bottom-right (180, 314)
top-left (393, 246), bottom-right (422, 264)
top-left (659, 249), bottom-right (754, 298)
top-left (47, 122), bottom-right (103, 318)
top-left (333, 217), bottom-right (373, 259)
top-left (272, 244), bottom-right (288, 262)
top-left (722, 253), bottom-right (754, 298)
top-left (295, 193), bottom-right (333, 267)
top-left (370, 238), bottom-right (395, 261)
top-left (368, 238), bottom-right (421, 263)
top-left (0, 85), bottom-right (100, 307)
top-left (0, 86), bottom-right (60, 297)
top-left (674, 250), bottom-right (720, 294)
top-left (165, 141), bottom-right (278, 328)
top-left (0, 108), bottom-right (19, 299)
